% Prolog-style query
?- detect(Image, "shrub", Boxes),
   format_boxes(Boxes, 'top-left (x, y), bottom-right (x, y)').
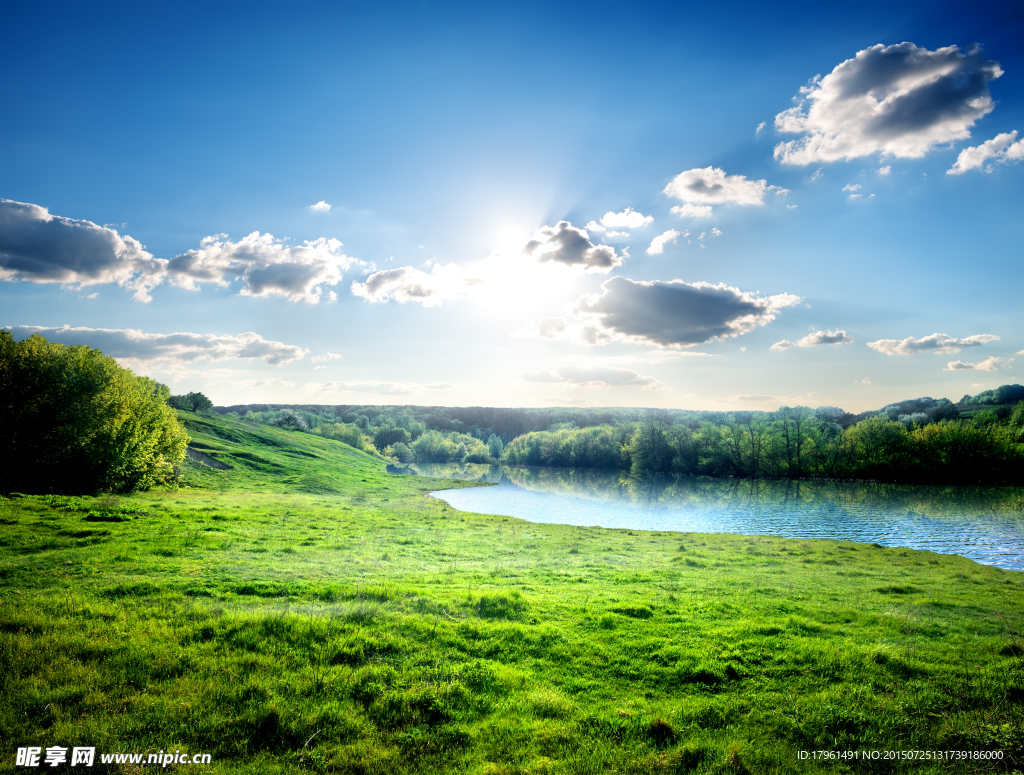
top-left (0, 332), bottom-right (188, 494)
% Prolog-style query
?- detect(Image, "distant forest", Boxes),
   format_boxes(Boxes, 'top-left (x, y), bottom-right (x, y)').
top-left (206, 384), bottom-right (1024, 485)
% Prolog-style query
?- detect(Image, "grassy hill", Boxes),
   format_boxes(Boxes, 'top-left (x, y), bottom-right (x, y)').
top-left (1, 411), bottom-right (1022, 774)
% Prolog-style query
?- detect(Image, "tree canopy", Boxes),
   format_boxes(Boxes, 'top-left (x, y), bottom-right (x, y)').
top-left (168, 392), bottom-right (213, 412)
top-left (0, 332), bottom-right (189, 494)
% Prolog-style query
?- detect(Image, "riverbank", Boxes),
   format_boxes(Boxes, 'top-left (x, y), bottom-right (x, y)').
top-left (1, 411), bottom-right (1022, 773)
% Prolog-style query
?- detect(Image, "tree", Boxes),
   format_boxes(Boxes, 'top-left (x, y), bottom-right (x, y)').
top-left (374, 426), bottom-right (412, 450)
top-left (168, 391), bottom-right (213, 412)
top-left (0, 332), bottom-right (188, 494)
top-left (487, 433), bottom-right (504, 460)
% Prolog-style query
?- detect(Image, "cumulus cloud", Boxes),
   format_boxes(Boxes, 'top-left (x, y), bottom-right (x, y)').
top-left (0, 201), bottom-right (371, 304)
top-left (537, 317), bottom-right (568, 338)
top-left (771, 329), bottom-right (854, 350)
top-left (567, 277), bottom-right (800, 348)
top-left (0, 199), bottom-right (165, 301)
top-left (945, 356), bottom-right (1009, 371)
top-left (774, 43), bottom-right (1003, 165)
top-left (167, 232), bottom-right (360, 303)
top-left (311, 352), bottom-right (342, 364)
top-left (867, 332), bottom-right (999, 355)
top-left (4, 325), bottom-right (308, 365)
top-left (587, 207), bottom-right (653, 231)
top-left (522, 221), bottom-right (623, 272)
top-left (877, 166), bottom-right (891, 175)
top-left (647, 229), bottom-right (680, 255)
top-left (351, 263), bottom-right (480, 307)
top-left (947, 130), bottom-right (1024, 174)
top-left (664, 167), bottom-right (772, 211)
top-left (522, 365), bottom-right (659, 389)
top-left (670, 204), bottom-right (714, 219)
top-left (842, 184), bottom-right (862, 192)
top-left (309, 201), bottom-right (332, 212)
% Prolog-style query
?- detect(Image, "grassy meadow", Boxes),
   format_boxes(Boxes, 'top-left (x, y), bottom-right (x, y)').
top-left (1, 411), bottom-right (1023, 774)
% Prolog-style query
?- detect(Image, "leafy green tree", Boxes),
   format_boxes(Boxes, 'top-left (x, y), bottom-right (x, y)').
top-left (386, 442), bottom-right (413, 463)
top-left (273, 409), bottom-right (308, 431)
top-left (186, 392), bottom-right (213, 412)
top-left (168, 391), bottom-right (213, 412)
top-left (0, 332), bottom-right (188, 494)
top-left (487, 433), bottom-right (504, 460)
top-left (625, 418), bottom-right (673, 473)
top-left (374, 426), bottom-right (412, 450)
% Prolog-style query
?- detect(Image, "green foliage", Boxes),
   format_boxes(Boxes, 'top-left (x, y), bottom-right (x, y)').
top-left (374, 425), bottom-right (412, 450)
top-left (0, 332), bottom-right (188, 494)
top-left (311, 422), bottom-right (371, 451)
top-left (499, 410), bottom-right (1024, 485)
top-left (410, 430), bottom-right (490, 464)
top-left (168, 391), bottom-right (214, 412)
top-left (968, 383), bottom-right (1024, 406)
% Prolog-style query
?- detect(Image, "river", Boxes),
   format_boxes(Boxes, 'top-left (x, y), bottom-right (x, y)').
top-left (389, 463), bottom-right (1024, 570)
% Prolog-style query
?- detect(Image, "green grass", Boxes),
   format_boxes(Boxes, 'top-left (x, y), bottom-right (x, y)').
top-left (1, 410), bottom-right (1023, 774)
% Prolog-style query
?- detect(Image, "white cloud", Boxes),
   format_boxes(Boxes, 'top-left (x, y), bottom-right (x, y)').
top-left (309, 380), bottom-right (452, 396)
top-left (4, 325), bottom-right (308, 366)
top-left (877, 166), bottom-right (891, 175)
top-left (710, 227), bottom-right (722, 237)
top-left (947, 130), bottom-right (1024, 174)
top-left (537, 317), bottom-right (568, 338)
top-left (309, 201), bottom-right (332, 212)
top-left (842, 184), bottom-right (862, 192)
top-left (311, 352), bottom-right (342, 364)
top-left (670, 203), bottom-right (714, 219)
top-left (945, 356), bottom-right (1010, 371)
top-left (351, 263), bottom-right (480, 307)
top-left (771, 329), bottom-right (854, 350)
top-left (854, 377), bottom-right (872, 384)
top-left (560, 277), bottom-right (799, 348)
top-left (867, 332), bottom-right (999, 355)
top-left (167, 232), bottom-right (360, 303)
top-left (0, 202), bottom-right (361, 303)
top-left (522, 221), bottom-right (623, 273)
top-left (774, 43), bottom-right (1003, 165)
top-left (0, 199), bottom-right (165, 301)
top-left (598, 207), bottom-right (653, 230)
top-left (664, 167), bottom-right (772, 207)
top-left (523, 365), bottom-right (659, 389)
top-left (646, 229), bottom-right (680, 255)
top-left (756, 121), bottom-right (767, 135)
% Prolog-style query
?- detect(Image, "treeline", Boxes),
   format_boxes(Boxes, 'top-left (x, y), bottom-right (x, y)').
top-left (215, 403), bottom-right (704, 443)
top-left (217, 406), bottom-right (505, 464)
top-left (504, 404), bottom-right (1024, 485)
top-left (214, 386), bottom-right (1024, 484)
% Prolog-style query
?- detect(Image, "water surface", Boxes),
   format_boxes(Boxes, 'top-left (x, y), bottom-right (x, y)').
top-left (395, 463), bottom-right (1024, 570)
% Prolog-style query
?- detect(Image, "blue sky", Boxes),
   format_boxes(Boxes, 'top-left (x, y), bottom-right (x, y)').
top-left (2, 0), bottom-right (1022, 411)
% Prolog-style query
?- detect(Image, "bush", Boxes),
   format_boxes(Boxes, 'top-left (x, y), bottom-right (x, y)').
top-left (0, 332), bottom-right (188, 494)
top-left (167, 392), bottom-right (213, 412)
